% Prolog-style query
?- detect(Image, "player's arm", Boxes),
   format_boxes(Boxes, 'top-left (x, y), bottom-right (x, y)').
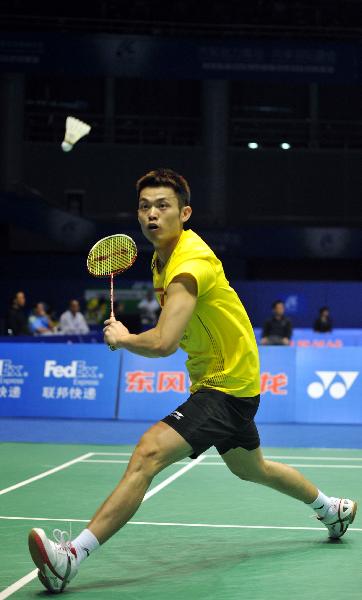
top-left (103, 275), bottom-right (197, 357)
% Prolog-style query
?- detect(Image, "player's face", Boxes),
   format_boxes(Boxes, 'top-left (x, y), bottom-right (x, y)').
top-left (138, 186), bottom-right (191, 247)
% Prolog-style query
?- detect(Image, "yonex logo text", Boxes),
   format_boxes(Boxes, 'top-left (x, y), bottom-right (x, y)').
top-left (307, 371), bottom-right (359, 400)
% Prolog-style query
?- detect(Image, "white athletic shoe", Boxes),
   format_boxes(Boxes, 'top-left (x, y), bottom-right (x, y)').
top-left (28, 528), bottom-right (78, 593)
top-left (318, 497), bottom-right (357, 539)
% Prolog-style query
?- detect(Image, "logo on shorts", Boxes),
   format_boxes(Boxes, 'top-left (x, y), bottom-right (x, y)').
top-left (307, 371), bottom-right (359, 399)
top-left (170, 410), bottom-right (184, 420)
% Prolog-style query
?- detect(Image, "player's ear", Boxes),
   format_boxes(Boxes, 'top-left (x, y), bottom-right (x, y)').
top-left (181, 205), bottom-right (192, 224)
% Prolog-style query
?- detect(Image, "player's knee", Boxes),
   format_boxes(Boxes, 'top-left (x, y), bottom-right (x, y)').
top-left (227, 463), bottom-right (250, 480)
top-left (245, 461), bottom-right (270, 484)
top-left (227, 460), bottom-right (269, 483)
top-left (130, 436), bottom-right (165, 477)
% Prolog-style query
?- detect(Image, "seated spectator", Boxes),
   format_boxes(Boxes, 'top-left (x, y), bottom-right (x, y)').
top-left (138, 289), bottom-right (160, 331)
top-left (261, 300), bottom-right (293, 346)
top-left (28, 302), bottom-right (55, 335)
top-left (59, 299), bottom-right (89, 335)
top-left (313, 306), bottom-right (333, 333)
top-left (7, 290), bottom-right (29, 335)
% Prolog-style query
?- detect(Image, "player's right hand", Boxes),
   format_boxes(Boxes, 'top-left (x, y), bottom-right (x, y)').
top-left (103, 319), bottom-right (130, 348)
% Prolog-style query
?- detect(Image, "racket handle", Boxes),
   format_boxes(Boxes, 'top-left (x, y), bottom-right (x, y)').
top-left (109, 345), bottom-right (117, 351)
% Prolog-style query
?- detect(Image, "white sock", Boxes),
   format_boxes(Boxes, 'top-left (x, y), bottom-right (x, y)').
top-left (72, 529), bottom-right (100, 564)
top-left (307, 490), bottom-right (332, 518)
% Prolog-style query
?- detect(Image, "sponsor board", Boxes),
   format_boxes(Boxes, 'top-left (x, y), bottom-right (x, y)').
top-left (0, 344), bottom-right (120, 418)
top-left (0, 358), bottom-right (29, 400)
top-left (118, 350), bottom-right (190, 421)
top-left (1, 343), bottom-right (362, 425)
top-left (119, 347), bottom-right (296, 423)
top-left (257, 347), bottom-right (295, 423)
top-left (296, 348), bottom-right (362, 424)
top-left (253, 328), bottom-right (362, 348)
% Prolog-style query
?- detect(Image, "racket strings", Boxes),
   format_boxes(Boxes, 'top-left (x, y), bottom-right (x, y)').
top-left (87, 235), bottom-right (137, 277)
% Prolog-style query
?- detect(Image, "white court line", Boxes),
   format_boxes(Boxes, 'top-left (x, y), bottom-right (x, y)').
top-left (201, 463), bottom-right (362, 469)
top-left (130, 521), bottom-right (362, 532)
top-left (0, 452), bottom-right (94, 496)
top-left (91, 452), bottom-right (133, 456)
top-left (0, 452), bottom-right (94, 598)
top-left (143, 454), bottom-right (204, 501)
top-left (83, 459), bottom-right (132, 464)
top-left (262, 456), bottom-right (362, 461)
top-left (0, 516), bottom-right (89, 523)
top-left (82, 459), bottom-right (362, 469)
top-left (0, 515), bottom-right (361, 533)
top-left (83, 459), bottom-right (199, 466)
top-left (0, 569), bottom-right (38, 600)
top-left (280, 464), bottom-right (362, 469)
top-left (91, 452), bottom-right (362, 461)
top-left (0, 453), bottom-right (204, 597)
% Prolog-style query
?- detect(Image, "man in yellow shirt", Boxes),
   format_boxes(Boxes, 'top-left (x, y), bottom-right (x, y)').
top-left (29, 169), bottom-right (357, 593)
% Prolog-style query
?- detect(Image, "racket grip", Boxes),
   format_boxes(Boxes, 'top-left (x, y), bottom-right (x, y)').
top-left (109, 345), bottom-right (117, 351)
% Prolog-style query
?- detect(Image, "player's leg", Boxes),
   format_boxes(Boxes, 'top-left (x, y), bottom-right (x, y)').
top-left (28, 421), bottom-right (192, 592)
top-left (221, 445), bottom-right (357, 538)
top-left (88, 420), bottom-right (192, 543)
top-left (221, 445), bottom-right (317, 501)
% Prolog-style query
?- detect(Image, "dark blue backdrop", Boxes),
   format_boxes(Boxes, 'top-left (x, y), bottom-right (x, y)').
top-left (1, 33), bottom-right (362, 84)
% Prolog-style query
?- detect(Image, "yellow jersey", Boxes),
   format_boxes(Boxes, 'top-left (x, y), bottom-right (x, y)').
top-left (152, 229), bottom-right (260, 398)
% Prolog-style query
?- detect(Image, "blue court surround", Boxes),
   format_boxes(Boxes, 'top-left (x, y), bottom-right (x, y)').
top-left (1, 418), bottom-right (362, 449)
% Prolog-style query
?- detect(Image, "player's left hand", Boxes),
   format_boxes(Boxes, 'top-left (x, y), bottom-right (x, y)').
top-left (103, 318), bottom-right (130, 349)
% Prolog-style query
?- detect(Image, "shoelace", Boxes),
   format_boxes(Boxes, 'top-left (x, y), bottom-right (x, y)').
top-left (52, 528), bottom-right (74, 587)
top-left (53, 528), bottom-right (71, 551)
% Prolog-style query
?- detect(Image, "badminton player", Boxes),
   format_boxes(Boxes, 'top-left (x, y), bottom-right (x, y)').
top-left (28, 169), bottom-right (357, 593)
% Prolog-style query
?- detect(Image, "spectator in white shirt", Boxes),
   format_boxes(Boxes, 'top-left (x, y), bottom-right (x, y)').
top-left (137, 289), bottom-right (160, 331)
top-left (59, 300), bottom-right (89, 335)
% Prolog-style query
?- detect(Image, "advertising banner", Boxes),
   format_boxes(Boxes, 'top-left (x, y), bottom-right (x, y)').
top-left (1, 343), bottom-right (361, 425)
top-left (257, 347), bottom-right (296, 423)
top-left (117, 349), bottom-right (189, 421)
top-left (0, 343), bottom-right (120, 418)
top-left (253, 328), bottom-right (362, 348)
top-left (118, 347), bottom-right (297, 423)
top-left (295, 348), bottom-right (362, 424)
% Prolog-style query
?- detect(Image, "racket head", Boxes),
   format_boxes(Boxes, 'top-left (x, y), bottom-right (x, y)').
top-left (87, 234), bottom-right (137, 277)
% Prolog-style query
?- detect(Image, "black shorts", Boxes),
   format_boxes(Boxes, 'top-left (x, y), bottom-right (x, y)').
top-left (162, 388), bottom-right (260, 459)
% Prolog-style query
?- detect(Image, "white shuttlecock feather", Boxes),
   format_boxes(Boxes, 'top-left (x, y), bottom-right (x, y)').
top-left (61, 116), bottom-right (91, 152)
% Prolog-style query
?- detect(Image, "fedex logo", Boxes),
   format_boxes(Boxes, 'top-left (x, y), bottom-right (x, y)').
top-left (0, 359), bottom-right (24, 377)
top-left (44, 360), bottom-right (99, 379)
top-left (0, 359), bottom-right (26, 379)
top-left (307, 371), bottom-right (359, 399)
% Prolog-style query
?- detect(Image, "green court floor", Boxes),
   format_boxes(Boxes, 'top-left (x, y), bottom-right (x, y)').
top-left (1, 443), bottom-right (361, 599)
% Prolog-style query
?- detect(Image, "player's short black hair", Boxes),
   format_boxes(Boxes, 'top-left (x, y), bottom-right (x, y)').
top-left (136, 168), bottom-right (191, 209)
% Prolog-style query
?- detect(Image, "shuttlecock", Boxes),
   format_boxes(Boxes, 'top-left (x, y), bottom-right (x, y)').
top-left (61, 116), bottom-right (91, 152)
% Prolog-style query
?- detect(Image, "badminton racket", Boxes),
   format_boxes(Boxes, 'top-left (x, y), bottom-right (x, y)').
top-left (87, 234), bottom-right (137, 347)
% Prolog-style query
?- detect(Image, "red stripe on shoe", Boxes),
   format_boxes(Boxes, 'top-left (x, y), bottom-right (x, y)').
top-left (28, 530), bottom-right (65, 581)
